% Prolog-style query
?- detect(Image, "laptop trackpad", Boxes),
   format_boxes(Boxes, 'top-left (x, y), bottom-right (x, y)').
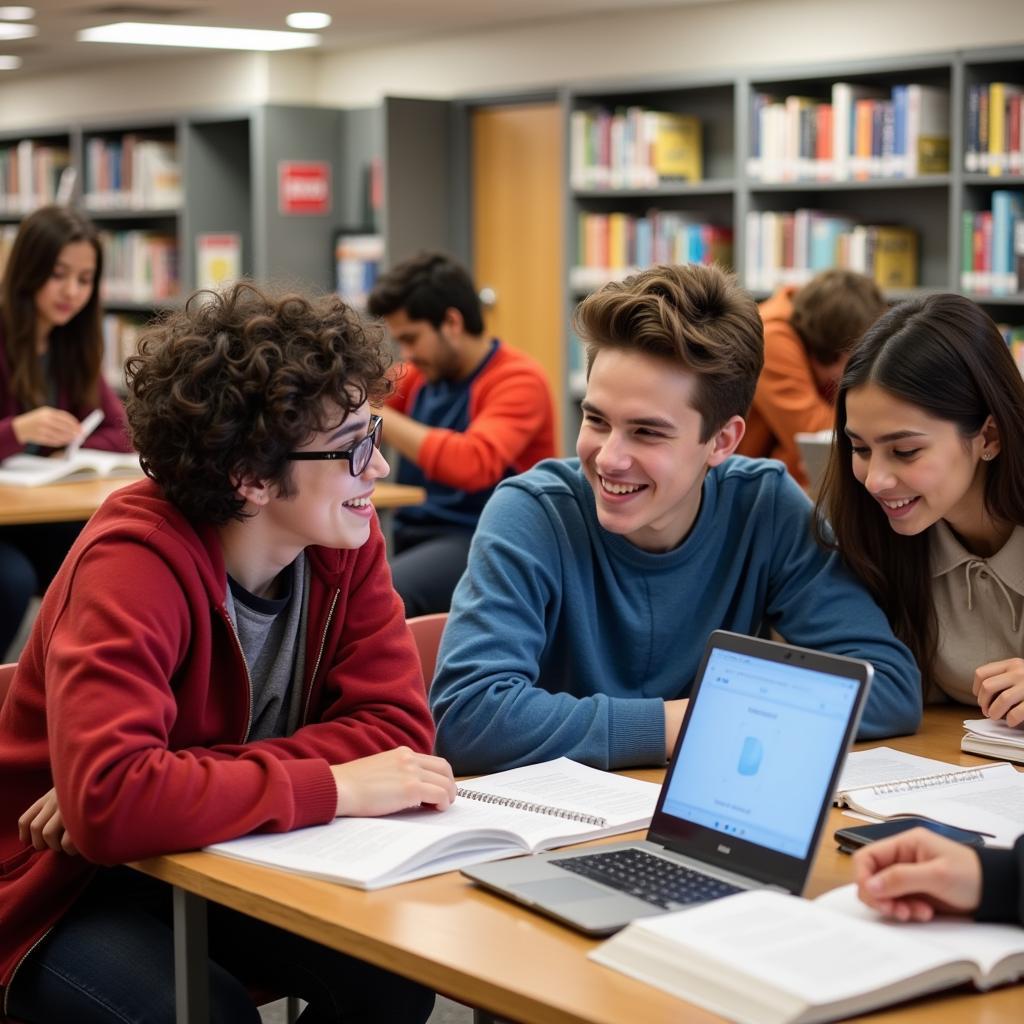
top-left (512, 877), bottom-right (619, 904)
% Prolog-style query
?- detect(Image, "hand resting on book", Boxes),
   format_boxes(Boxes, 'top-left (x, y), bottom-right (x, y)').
top-left (330, 747), bottom-right (456, 817)
top-left (973, 658), bottom-right (1024, 728)
top-left (854, 827), bottom-right (983, 922)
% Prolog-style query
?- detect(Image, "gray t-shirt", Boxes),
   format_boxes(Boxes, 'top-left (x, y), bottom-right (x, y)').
top-left (224, 555), bottom-right (310, 741)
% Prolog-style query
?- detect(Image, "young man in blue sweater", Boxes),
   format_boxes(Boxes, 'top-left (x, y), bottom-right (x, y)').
top-left (430, 263), bottom-right (922, 774)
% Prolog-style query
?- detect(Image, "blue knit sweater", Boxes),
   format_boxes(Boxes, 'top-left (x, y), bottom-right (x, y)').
top-left (431, 457), bottom-right (921, 773)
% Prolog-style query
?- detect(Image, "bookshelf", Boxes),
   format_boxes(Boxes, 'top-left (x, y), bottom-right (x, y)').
top-left (556, 47), bottom-right (1024, 445)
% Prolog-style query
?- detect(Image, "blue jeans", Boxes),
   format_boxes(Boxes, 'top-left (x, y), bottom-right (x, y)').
top-left (7, 867), bottom-right (435, 1024)
top-left (391, 525), bottom-right (474, 617)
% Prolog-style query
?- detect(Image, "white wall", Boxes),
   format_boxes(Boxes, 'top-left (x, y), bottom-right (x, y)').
top-left (316, 0), bottom-right (1024, 106)
top-left (0, 0), bottom-right (1021, 127)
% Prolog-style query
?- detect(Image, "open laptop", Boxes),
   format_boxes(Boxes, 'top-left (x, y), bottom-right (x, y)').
top-left (462, 629), bottom-right (872, 935)
top-left (795, 429), bottom-right (835, 498)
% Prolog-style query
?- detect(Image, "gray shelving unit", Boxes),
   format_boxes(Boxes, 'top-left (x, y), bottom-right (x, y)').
top-left (556, 46), bottom-right (1024, 447)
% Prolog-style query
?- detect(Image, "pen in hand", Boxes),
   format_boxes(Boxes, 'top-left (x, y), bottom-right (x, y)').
top-left (65, 408), bottom-right (104, 459)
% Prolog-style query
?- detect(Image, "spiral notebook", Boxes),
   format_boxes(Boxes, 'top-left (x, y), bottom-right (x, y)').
top-left (206, 758), bottom-right (660, 889)
top-left (837, 760), bottom-right (1024, 847)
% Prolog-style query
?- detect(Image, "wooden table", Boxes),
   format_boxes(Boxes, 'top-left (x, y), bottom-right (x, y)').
top-left (0, 477), bottom-right (426, 526)
top-left (135, 707), bottom-right (1024, 1024)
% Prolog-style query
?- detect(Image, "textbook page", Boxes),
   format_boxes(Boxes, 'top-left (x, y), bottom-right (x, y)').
top-left (842, 761), bottom-right (1024, 847)
top-left (817, 883), bottom-right (1024, 983)
top-left (836, 747), bottom-right (957, 796)
top-left (208, 758), bottom-right (659, 889)
top-left (590, 890), bottom-right (966, 1024)
top-left (0, 450), bottom-right (140, 486)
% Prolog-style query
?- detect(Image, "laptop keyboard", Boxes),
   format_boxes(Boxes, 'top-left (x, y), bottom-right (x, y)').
top-left (556, 848), bottom-right (743, 909)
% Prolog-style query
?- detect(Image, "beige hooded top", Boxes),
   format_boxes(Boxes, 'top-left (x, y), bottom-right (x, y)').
top-left (929, 520), bottom-right (1024, 704)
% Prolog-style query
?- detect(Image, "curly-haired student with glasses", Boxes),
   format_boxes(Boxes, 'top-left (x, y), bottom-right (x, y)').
top-left (0, 282), bottom-right (454, 1024)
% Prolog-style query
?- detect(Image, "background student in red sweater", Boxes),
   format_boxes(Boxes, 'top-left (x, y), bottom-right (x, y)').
top-left (368, 252), bottom-right (556, 616)
top-left (737, 269), bottom-right (885, 488)
top-left (0, 283), bottom-right (453, 1024)
top-left (0, 205), bottom-right (131, 657)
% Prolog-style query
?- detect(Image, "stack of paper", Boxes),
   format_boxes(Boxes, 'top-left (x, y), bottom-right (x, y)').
top-left (962, 718), bottom-right (1024, 765)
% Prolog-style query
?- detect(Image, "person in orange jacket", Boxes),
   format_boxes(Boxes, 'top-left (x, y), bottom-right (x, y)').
top-left (368, 252), bottom-right (556, 616)
top-left (737, 269), bottom-right (885, 488)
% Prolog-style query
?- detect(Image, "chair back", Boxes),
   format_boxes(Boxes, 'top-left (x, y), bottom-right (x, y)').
top-left (405, 613), bottom-right (449, 688)
top-left (0, 662), bottom-right (15, 707)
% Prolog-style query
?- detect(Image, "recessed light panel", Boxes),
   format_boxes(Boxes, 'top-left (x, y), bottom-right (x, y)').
top-left (0, 53), bottom-right (22, 69)
top-left (0, 22), bottom-right (34, 38)
top-left (77, 22), bottom-right (321, 50)
top-left (286, 11), bottom-right (331, 30)
top-left (0, 6), bottom-right (34, 19)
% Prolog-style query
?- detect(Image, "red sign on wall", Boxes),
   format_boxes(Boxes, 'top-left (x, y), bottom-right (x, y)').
top-left (278, 161), bottom-right (332, 215)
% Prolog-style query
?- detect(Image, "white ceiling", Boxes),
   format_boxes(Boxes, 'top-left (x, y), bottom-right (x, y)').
top-left (2, 0), bottom-right (735, 75)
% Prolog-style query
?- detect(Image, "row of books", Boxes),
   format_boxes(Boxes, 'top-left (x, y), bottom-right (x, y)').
top-left (0, 141), bottom-right (71, 214)
top-left (569, 106), bottom-right (702, 190)
top-left (745, 209), bottom-right (918, 291)
top-left (748, 83), bottom-right (950, 183)
top-left (966, 81), bottom-right (1024, 175)
top-left (84, 135), bottom-right (183, 211)
top-left (961, 190), bottom-right (1024, 295)
top-left (575, 211), bottom-right (732, 282)
top-left (99, 230), bottom-right (179, 303)
top-left (101, 312), bottom-right (146, 389)
top-left (334, 233), bottom-right (383, 310)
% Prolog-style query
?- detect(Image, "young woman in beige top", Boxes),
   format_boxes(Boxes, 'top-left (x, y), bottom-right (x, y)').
top-left (816, 293), bottom-right (1024, 726)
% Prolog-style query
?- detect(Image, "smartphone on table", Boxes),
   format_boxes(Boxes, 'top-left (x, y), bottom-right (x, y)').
top-left (834, 817), bottom-right (988, 854)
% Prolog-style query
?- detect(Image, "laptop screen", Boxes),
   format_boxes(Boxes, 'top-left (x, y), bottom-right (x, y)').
top-left (650, 635), bottom-right (869, 890)
top-left (661, 647), bottom-right (860, 859)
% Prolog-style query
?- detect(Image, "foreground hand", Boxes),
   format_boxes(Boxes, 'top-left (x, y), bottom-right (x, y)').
top-left (853, 827), bottom-right (982, 922)
top-left (18, 788), bottom-right (77, 855)
top-left (11, 407), bottom-right (82, 449)
top-left (330, 747), bottom-right (456, 817)
top-left (973, 659), bottom-right (1024, 727)
top-left (664, 699), bottom-right (689, 760)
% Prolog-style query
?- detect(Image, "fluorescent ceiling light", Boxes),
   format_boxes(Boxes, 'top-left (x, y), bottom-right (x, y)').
top-left (0, 54), bottom-right (22, 69)
top-left (0, 22), bottom-right (34, 39)
top-left (286, 11), bottom-right (332, 30)
top-left (77, 22), bottom-right (320, 51)
top-left (0, 6), bottom-right (34, 19)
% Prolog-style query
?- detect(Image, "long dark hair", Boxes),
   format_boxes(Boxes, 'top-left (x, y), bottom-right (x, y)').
top-left (1, 204), bottom-right (104, 410)
top-left (815, 293), bottom-right (1024, 680)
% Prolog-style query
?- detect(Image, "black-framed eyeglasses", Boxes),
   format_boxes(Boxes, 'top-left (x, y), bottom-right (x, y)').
top-left (286, 414), bottom-right (383, 476)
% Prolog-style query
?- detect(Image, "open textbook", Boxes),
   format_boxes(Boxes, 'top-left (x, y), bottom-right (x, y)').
top-left (207, 758), bottom-right (660, 890)
top-left (962, 718), bottom-right (1024, 765)
top-left (0, 450), bottom-right (141, 487)
top-left (836, 759), bottom-right (1024, 847)
top-left (590, 883), bottom-right (1024, 1024)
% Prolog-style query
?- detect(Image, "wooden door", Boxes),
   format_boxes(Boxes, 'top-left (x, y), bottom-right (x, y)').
top-left (471, 103), bottom-right (564, 450)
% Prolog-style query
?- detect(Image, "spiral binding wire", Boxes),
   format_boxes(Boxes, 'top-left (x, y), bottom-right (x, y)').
top-left (456, 787), bottom-right (608, 828)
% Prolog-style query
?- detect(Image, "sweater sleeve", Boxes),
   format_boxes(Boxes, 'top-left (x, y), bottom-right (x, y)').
top-left (416, 361), bottom-right (554, 491)
top-left (430, 482), bottom-right (666, 774)
top-left (764, 472), bottom-right (922, 739)
top-left (976, 835), bottom-right (1024, 926)
top-left (46, 540), bottom-right (341, 865)
top-left (755, 322), bottom-right (834, 481)
top-left (81, 377), bottom-right (132, 453)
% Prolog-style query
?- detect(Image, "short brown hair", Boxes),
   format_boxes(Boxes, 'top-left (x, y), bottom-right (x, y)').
top-left (125, 282), bottom-right (393, 525)
top-left (574, 263), bottom-right (763, 442)
top-left (791, 269), bottom-right (885, 366)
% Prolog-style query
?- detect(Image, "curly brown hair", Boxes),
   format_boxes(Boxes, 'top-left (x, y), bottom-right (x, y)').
top-left (125, 282), bottom-right (394, 524)
top-left (574, 263), bottom-right (763, 442)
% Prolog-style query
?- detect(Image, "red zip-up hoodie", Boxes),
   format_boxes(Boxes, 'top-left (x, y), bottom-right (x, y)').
top-left (0, 478), bottom-right (434, 1004)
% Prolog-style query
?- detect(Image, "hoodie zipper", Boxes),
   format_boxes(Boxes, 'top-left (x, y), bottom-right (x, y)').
top-left (302, 589), bottom-right (339, 726)
top-left (4, 924), bottom-right (54, 1016)
top-left (221, 606), bottom-right (255, 743)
